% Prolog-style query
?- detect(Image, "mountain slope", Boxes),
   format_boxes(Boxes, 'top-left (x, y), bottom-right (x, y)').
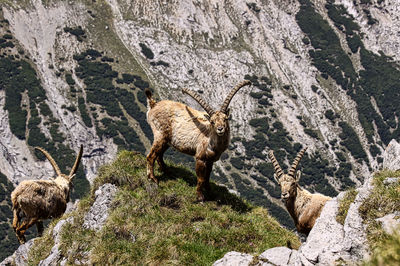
top-left (1, 0), bottom-right (400, 260)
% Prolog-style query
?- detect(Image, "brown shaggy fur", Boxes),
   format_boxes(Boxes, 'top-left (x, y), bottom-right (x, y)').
top-left (268, 148), bottom-right (331, 235)
top-left (145, 81), bottom-right (250, 201)
top-left (11, 145), bottom-right (83, 244)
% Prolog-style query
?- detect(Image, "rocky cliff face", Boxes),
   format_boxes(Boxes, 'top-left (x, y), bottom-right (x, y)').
top-left (1, 0), bottom-right (400, 260)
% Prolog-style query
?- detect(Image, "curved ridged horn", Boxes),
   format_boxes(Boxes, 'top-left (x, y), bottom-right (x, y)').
top-left (288, 147), bottom-right (307, 177)
top-left (69, 145), bottom-right (83, 178)
top-left (182, 88), bottom-right (215, 115)
top-left (35, 147), bottom-right (61, 177)
top-left (268, 150), bottom-right (284, 179)
top-left (220, 80), bottom-right (251, 113)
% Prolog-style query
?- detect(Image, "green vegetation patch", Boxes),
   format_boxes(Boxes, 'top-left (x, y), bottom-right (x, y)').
top-left (339, 121), bottom-right (368, 163)
top-left (73, 49), bottom-right (152, 152)
top-left (139, 43), bottom-right (154, 59)
top-left (0, 52), bottom-right (89, 201)
top-left (359, 170), bottom-right (400, 264)
top-left (0, 57), bottom-right (31, 139)
top-left (322, 1), bottom-right (400, 145)
top-left (0, 172), bottom-right (23, 261)
top-left (336, 188), bottom-right (358, 225)
top-left (54, 151), bottom-right (300, 265)
top-left (64, 26), bottom-right (86, 42)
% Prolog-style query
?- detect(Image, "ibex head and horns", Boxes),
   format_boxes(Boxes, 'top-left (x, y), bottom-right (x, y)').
top-left (182, 80), bottom-right (251, 136)
top-left (35, 145), bottom-right (83, 182)
top-left (268, 147), bottom-right (307, 203)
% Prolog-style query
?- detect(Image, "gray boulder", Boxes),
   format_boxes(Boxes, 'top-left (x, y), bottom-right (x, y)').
top-left (258, 247), bottom-right (298, 266)
top-left (83, 183), bottom-right (118, 231)
top-left (376, 212), bottom-right (400, 235)
top-left (383, 139), bottom-right (400, 171)
top-left (296, 175), bottom-right (373, 265)
top-left (213, 251), bottom-right (254, 266)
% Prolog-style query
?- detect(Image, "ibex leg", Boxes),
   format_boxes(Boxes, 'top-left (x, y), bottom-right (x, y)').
top-left (16, 217), bottom-right (38, 244)
top-left (147, 139), bottom-right (167, 183)
top-left (36, 221), bottom-right (44, 237)
top-left (195, 159), bottom-right (208, 202)
top-left (204, 161), bottom-right (213, 192)
top-left (156, 143), bottom-right (169, 172)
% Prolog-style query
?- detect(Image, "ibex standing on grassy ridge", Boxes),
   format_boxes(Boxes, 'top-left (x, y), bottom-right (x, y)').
top-left (268, 147), bottom-right (331, 235)
top-left (11, 145), bottom-right (83, 244)
top-left (145, 80), bottom-right (251, 201)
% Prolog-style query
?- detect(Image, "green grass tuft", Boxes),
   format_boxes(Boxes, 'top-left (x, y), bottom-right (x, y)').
top-left (336, 188), bottom-right (358, 225)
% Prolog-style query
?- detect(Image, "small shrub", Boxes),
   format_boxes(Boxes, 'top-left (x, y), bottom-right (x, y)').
top-left (139, 43), bottom-right (154, 59)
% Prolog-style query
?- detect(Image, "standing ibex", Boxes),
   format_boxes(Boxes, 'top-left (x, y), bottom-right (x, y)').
top-left (11, 145), bottom-right (83, 244)
top-left (145, 80), bottom-right (251, 201)
top-left (268, 147), bottom-right (331, 235)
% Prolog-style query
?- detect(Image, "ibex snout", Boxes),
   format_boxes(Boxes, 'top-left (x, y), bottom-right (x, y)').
top-left (281, 192), bottom-right (290, 201)
top-left (216, 126), bottom-right (225, 135)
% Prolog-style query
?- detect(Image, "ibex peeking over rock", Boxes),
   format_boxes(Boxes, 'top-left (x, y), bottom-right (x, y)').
top-left (11, 145), bottom-right (83, 244)
top-left (145, 80), bottom-right (251, 201)
top-left (268, 147), bottom-right (331, 235)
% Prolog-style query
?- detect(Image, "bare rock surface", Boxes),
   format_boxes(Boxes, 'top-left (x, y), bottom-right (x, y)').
top-left (383, 139), bottom-right (400, 171)
top-left (213, 251), bottom-right (254, 266)
top-left (83, 183), bottom-right (118, 231)
top-left (0, 239), bottom-right (34, 266)
top-left (376, 212), bottom-right (400, 235)
top-left (258, 247), bottom-right (298, 266)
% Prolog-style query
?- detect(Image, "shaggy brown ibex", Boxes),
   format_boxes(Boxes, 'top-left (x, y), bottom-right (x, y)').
top-left (268, 147), bottom-right (331, 235)
top-left (145, 80), bottom-right (251, 201)
top-left (11, 145), bottom-right (83, 244)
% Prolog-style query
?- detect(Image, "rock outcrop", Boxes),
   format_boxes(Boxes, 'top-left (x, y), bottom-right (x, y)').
top-left (383, 139), bottom-right (400, 171)
top-left (83, 183), bottom-right (118, 231)
top-left (213, 251), bottom-right (254, 266)
top-left (214, 177), bottom-right (373, 265)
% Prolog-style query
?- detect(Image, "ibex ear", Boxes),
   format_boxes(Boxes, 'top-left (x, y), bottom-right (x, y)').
top-left (225, 108), bottom-right (231, 117)
top-left (273, 173), bottom-right (280, 184)
top-left (295, 171), bottom-right (301, 182)
top-left (204, 113), bottom-right (211, 121)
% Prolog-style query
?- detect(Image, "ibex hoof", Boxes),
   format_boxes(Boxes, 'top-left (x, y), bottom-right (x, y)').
top-left (196, 193), bottom-right (206, 203)
top-left (17, 236), bottom-right (26, 245)
top-left (149, 176), bottom-right (159, 184)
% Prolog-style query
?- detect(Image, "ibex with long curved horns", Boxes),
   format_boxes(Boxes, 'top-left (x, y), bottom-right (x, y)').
top-left (145, 80), bottom-right (251, 201)
top-left (268, 147), bottom-right (331, 235)
top-left (11, 145), bottom-right (83, 244)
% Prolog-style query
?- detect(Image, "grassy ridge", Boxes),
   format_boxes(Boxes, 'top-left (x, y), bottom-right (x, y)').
top-left (29, 151), bottom-right (300, 265)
